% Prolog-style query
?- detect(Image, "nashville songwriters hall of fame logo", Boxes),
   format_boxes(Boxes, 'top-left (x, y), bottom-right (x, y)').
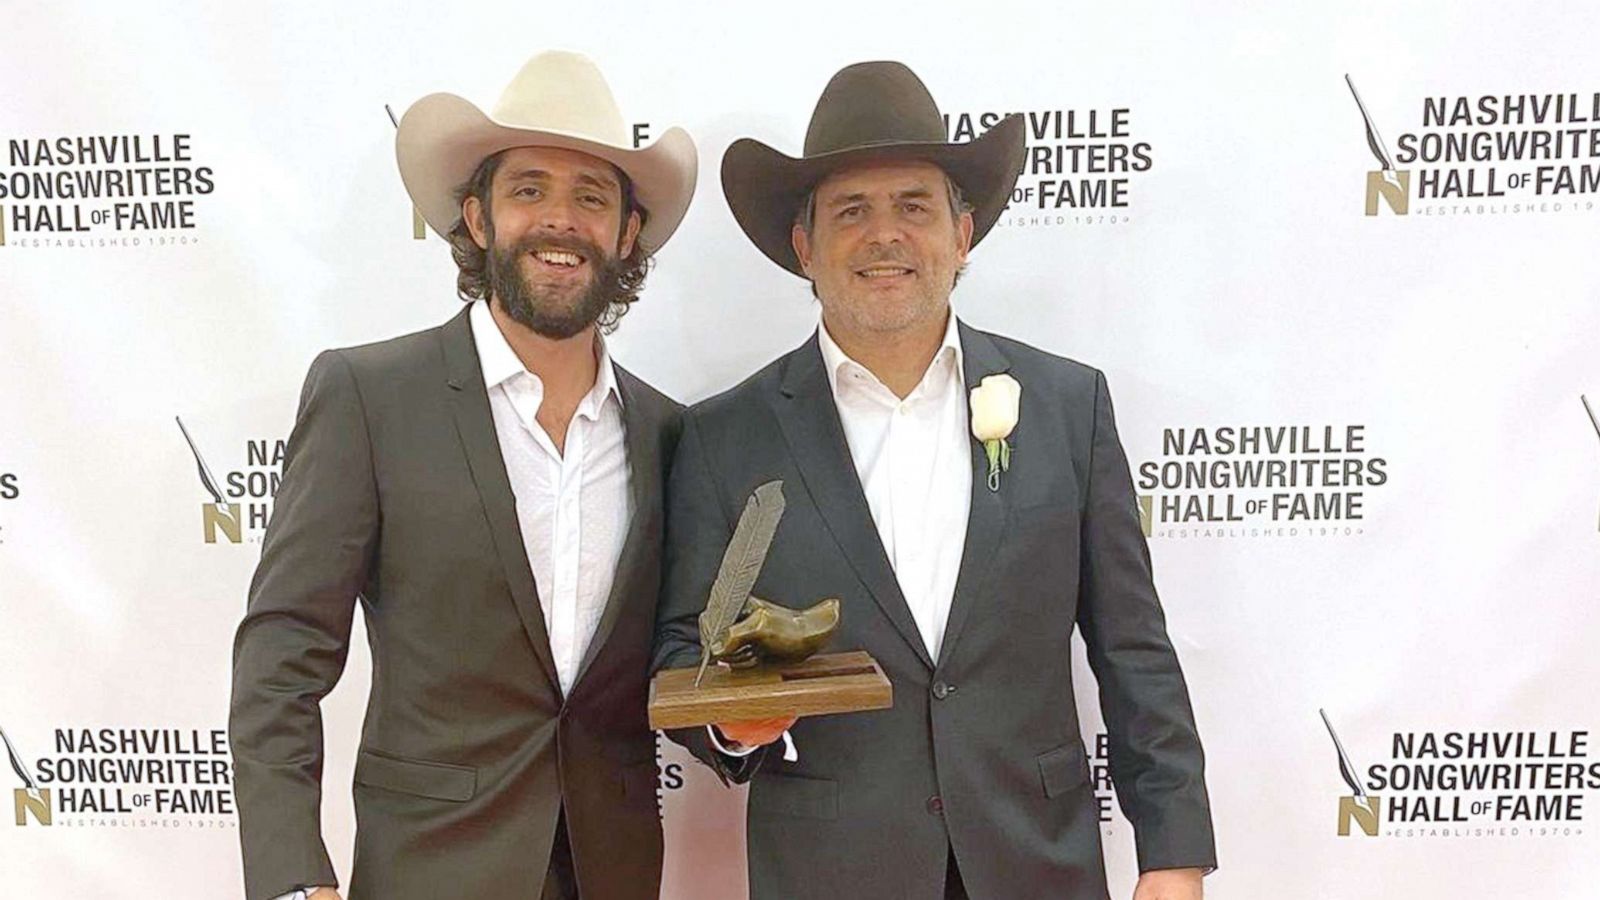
top-left (3, 723), bottom-right (236, 828)
top-left (1134, 424), bottom-right (1388, 539)
top-left (942, 107), bottom-right (1154, 229)
top-left (0, 133), bottom-right (217, 248)
top-left (1345, 75), bottom-right (1410, 217)
top-left (1346, 74), bottom-right (1600, 217)
top-left (1321, 710), bottom-right (1380, 836)
top-left (176, 416), bottom-right (283, 544)
top-left (4, 725), bottom-right (50, 826)
top-left (177, 416), bottom-right (241, 544)
top-left (1320, 709), bottom-right (1598, 839)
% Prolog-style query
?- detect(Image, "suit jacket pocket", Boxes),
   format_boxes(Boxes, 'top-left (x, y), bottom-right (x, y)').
top-left (1037, 743), bottom-right (1089, 799)
top-left (354, 749), bottom-right (477, 802)
top-left (749, 772), bottom-right (838, 820)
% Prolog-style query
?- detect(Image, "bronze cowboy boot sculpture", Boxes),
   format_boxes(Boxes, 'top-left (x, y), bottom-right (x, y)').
top-left (648, 480), bottom-right (890, 729)
top-left (706, 596), bottom-right (841, 669)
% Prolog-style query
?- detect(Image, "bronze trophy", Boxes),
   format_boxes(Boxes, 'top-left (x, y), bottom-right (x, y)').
top-left (648, 480), bottom-right (892, 730)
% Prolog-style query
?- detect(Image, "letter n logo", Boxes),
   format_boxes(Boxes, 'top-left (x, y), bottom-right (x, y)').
top-left (203, 503), bottom-right (243, 544)
top-left (1364, 171), bottom-right (1410, 216)
top-left (1338, 795), bottom-right (1382, 836)
top-left (14, 789), bottom-right (51, 826)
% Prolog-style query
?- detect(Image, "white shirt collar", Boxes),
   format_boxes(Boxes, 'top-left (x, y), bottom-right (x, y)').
top-left (468, 299), bottom-right (622, 421)
top-left (816, 308), bottom-right (965, 401)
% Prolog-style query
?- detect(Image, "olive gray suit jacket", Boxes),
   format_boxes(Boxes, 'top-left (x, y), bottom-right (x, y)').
top-left (654, 322), bottom-right (1215, 900)
top-left (230, 306), bottom-right (680, 900)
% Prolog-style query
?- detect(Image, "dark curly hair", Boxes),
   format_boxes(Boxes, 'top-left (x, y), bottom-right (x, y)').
top-left (446, 149), bottom-right (653, 334)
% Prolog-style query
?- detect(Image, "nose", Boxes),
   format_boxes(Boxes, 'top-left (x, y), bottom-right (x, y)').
top-left (538, 194), bottom-right (579, 233)
top-left (861, 206), bottom-right (905, 247)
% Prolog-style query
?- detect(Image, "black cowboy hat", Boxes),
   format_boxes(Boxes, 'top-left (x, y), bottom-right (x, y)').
top-left (721, 60), bottom-right (1026, 277)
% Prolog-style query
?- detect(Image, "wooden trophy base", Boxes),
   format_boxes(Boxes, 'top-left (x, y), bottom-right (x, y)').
top-left (648, 650), bottom-right (893, 730)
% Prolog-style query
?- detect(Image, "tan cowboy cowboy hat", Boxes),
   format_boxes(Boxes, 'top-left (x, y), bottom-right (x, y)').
top-left (721, 60), bottom-right (1026, 277)
top-left (396, 51), bottom-right (697, 252)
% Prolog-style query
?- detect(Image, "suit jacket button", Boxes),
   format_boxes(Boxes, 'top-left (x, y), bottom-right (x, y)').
top-left (932, 681), bottom-right (953, 700)
top-left (927, 795), bottom-right (944, 815)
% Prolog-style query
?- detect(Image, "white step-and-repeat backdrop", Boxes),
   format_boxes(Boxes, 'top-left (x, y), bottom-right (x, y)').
top-left (4, 1), bottom-right (1599, 896)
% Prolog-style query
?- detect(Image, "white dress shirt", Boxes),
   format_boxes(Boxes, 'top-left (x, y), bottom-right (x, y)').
top-left (267, 302), bottom-right (633, 900)
top-left (818, 311), bottom-right (972, 661)
top-left (708, 313), bottom-right (971, 764)
top-left (471, 299), bottom-right (633, 695)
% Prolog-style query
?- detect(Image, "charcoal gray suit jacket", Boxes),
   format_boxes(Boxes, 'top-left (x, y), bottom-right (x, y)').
top-left (654, 321), bottom-right (1215, 900)
top-left (230, 306), bottom-right (680, 900)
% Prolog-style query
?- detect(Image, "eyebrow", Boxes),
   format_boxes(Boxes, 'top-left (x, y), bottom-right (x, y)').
top-left (574, 171), bottom-right (620, 192)
top-left (823, 185), bottom-right (936, 207)
top-left (502, 169), bottom-right (620, 192)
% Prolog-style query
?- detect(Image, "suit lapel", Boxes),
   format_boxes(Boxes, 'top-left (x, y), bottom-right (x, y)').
top-left (571, 366), bottom-right (657, 687)
top-left (936, 323), bottom-right (1012, 667)
top-left (436, 307), bottom-right (561, 690)
top-left (775, 334), bottom-right (934, 670)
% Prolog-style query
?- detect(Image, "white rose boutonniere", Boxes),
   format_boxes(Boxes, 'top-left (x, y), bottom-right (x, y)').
top-left (969, 373), bottom-right (1021, 492)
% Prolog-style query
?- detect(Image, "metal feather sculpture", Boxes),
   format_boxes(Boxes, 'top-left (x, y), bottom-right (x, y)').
top-left (696, 480), bottom-right (786, 686)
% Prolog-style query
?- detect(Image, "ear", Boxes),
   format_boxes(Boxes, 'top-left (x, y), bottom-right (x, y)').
top-left (954, 209), bottom-right (975, 266)
top-left (791, 223), bottom-right (815, 276)
top-left (464, 195), bottom-right (490, 251)
top-left (618, 209), bottom-right (642, 257)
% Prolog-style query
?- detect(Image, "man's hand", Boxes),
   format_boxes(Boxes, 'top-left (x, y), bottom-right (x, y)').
top-left (713, 716), bottom-right (797, 748)
top-left (307, 889), bottom-right (342, 900)
top-left (1132, 867), bottom-right (1204, 900)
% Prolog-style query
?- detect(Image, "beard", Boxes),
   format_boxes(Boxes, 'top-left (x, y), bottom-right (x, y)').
top-left (488, 232), bottom-right (626, 340)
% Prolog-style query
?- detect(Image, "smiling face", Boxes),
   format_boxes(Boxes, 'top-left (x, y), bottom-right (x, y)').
top-left (791, 159), bottom-right (973, 341)
top-left (463, 145), bottom-right (642, 339)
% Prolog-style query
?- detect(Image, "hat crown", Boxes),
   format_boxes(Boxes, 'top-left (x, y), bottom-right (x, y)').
top-left (490, 50), bottom-right (629, 146)
top-left (803, 61), bottom-right (946, 157)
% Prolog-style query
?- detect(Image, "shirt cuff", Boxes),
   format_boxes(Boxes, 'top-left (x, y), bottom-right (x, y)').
top-left (707, 725), bottom-right (761, 757)
top-left (706, 726), bottom-right (798, 761)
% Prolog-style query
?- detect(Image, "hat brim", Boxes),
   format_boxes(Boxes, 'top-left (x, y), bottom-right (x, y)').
top-left (720, 113), bottom-right (1025, 277)
top-left (395, 92), bottom-right (698, 253)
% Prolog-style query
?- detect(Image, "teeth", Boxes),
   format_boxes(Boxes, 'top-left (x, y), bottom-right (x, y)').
top-left (860, 267), bottom-right (911, 278)
top-left (534, 250), bottom-right (582, 267)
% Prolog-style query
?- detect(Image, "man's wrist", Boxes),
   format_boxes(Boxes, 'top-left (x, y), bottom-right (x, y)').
top-left (707, 724), bottom-right (761, 757)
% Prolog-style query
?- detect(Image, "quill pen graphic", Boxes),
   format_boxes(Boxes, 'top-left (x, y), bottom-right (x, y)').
top-left (389, 104), bottom-right (427, 239)
top-left (1585, 395), bottom-right (1600, 531)
top-left (1, 725), bottom-right (44, 806)
top-left (1319, 709), bottom-right (1368, 797)
top-left (697, 480), bottom-right (786, 686)
top-left (175, 416), bottom-right (228, 507)
top-left (1345, 74), bottom-right (1396, 173)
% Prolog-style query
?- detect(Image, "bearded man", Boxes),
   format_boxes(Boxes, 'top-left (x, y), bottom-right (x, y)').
top-left (229, 52), bottom-right (693, 900)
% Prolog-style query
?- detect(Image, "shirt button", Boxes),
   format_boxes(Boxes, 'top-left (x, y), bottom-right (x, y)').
top-left (926, 795), bottom-right (943, 815)
top-left (932, 682), bottom-right (954, 700)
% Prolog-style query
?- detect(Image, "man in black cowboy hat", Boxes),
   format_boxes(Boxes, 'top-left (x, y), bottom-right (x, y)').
top-left (653, 62), bottom-right (1215, 899)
